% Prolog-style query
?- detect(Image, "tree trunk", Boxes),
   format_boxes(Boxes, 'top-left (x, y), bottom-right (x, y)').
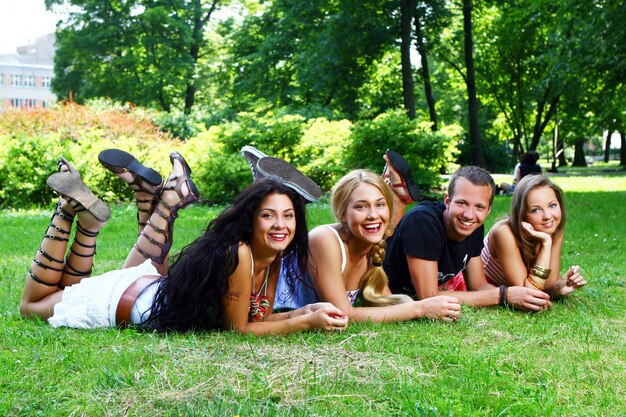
top-left (604, 128), bottom-right (613, 163)
top-left (619, 130), bottom-right (626, 166)
top-left (529, 95), bottom-right (559, 151)
top-left (513, 132), bottom-right (523, 159)
top-left (184, 5), bottom-right (202, 114)
top-left (400, 0), bottom-right (416, 120)
top-left (414, 11), bottom-right (437, 131)
top-left (183, 0), bottom-right (219, 114)
top-left (572, 139), bottom-right (587, 166)
top-left (557, 136), bottom-right (567, 166)
top-left (462, 0), bottom-right (485, 167)
top-left (549, 119), bottom-right (559, 172)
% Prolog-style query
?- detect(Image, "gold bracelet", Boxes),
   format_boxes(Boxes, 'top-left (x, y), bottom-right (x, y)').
top-left (526, 275), bottom-right (546, 290)
top-left (531, 265), bottom-right (551, 279)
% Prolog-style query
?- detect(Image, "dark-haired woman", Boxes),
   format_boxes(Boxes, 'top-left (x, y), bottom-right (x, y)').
top-left (20, 150), bottom-right (347, 334)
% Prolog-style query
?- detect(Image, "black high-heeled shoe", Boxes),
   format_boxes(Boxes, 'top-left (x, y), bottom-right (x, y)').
top-left (382, 149), bottom-right (420, 204)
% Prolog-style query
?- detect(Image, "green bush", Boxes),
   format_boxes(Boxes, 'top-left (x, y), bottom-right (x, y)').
top-left (345, 109), bottom-right (459, 191)
top-left (0, 104), bottom-right (458, 208)
top-left (0, 104), bottom-right (177, 209)
top-left (294, 118), bottom-right (352, 191)
top-left (0, 134), bottom-right (62, 207)
top-left (186, 113), bottom-right (347, 203)
top-left (181, 126), bottom-right (251, 204)
top-left (217, 112), bottom-right (306, 158)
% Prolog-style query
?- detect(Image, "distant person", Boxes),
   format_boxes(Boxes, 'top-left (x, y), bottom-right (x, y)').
top-left (500, 151), bottom-right (542, 195)
top-left (482, 174), bottom-right (586, 297)
top-left (384, 166), bottom-right (552, 311)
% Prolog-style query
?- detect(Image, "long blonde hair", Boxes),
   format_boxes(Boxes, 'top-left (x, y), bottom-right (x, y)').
top-left (508, 174), bottom-right (566, 270)
top-left (331, 170), bottom-right (412, 306)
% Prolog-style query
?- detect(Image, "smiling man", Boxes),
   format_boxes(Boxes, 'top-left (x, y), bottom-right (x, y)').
top-left (384, 166), bottom-right (551, 311)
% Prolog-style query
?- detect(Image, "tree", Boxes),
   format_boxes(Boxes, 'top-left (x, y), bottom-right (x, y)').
top-left (462, 0), bottom-right (485, 166)
top-left (47, 0), bottom-right (221, 114)
top-left (400, 0), bottom-right (417, 119)
top-left (413, 0), bottom-right (450, 131)
top-left (227, 0), bottom-right (398, 118)
top-left (476, 1), bottom-right (575, 158)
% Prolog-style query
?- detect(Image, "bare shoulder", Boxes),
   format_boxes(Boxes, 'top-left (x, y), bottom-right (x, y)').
top-left (491, 220), bottom-right (514, 241)
top-left (308, 224), bottom-right (343, 272)
top-left (235, 242), bottom-right (252, 271)
top-left (309, 224), bottom-right (341, 246)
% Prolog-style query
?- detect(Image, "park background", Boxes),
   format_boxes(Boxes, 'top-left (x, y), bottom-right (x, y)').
top-left (1, 0), bottom-right (625, 415)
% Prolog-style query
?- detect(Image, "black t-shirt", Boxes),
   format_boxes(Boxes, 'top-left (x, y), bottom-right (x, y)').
top-left (384, 202), bottom-right (484, 295)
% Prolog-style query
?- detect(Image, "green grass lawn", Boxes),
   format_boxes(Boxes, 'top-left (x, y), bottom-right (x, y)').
top-left (1, 174), bottom-right (625, 416)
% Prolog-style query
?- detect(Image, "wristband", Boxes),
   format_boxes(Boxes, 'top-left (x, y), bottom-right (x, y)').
top-left (499, 285), bottom-right (508, 306)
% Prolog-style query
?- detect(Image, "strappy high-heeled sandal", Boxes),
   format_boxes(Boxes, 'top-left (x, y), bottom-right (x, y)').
top-left (133, 152), bottom-right (200, 264)
top-left (28, 202), bottom-right (74, 287)
top-left (381, 149), bottom-right (420, 204)
top-left (46, 157), bottom-right (111, 222)
top-left (61, 223), bottom-right (99, 285)
top-left (98, 149), bottom-right (163, 230)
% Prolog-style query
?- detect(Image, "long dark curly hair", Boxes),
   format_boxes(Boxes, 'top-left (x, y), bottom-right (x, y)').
top-left (148, 178), bottom-right (309, 332)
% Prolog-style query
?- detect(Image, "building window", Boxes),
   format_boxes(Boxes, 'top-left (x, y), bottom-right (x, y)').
top-left (42, 76), bottom-right (52, 88)
top-left (10, 98), bottom-right (37, 108)
top-left (24, 75), bottom-right (35, 87)
top-left (9, 74), bottom-right (37, 87)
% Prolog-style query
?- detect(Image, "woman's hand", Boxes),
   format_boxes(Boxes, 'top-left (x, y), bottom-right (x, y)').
top-left (295, 302), bottom-right (338, 316)
top-left (552, 265), bottom-right (586, 298)
top-left (521, 221), bottom-right (552, 243)
top-left (416, 296), bottom-right (462, 322)
top-left (505, 286), bottom-right (552, 311)
top-left (304, 304), bottom-right (349, 332)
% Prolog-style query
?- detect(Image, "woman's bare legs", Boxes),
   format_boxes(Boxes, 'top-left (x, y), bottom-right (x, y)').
top-left (123, 152), bottom-right (199, 275)
top-left (20, 159), bottom-right (108, 319)
top-left (389, 192), bottom-right (410, 229)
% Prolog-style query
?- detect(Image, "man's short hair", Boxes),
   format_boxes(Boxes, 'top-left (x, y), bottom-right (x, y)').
top-left (447, 166), bottom-right (496, 206)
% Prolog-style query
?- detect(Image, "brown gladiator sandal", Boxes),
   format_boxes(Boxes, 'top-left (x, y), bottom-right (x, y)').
top-left (133, 152), bottom-right (199, 264)
top-left (46, 157), bottom-right (111, 222)
top-left (98, 149), bottom-right (163, 232)
top-left (62, 223), bottom-right (99, 279)
top-left (28, 202), bottom-right (74, 287)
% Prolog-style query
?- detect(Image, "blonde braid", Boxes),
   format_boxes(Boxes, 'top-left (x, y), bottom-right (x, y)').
top-left (359, 239), bottom-right (412, 306)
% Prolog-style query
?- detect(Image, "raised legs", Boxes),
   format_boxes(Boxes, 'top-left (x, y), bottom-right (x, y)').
top-left (20, 159), bottom-right (109, 320)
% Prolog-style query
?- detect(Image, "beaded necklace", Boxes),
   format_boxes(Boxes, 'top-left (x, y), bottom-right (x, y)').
top-left (249, 265), bottom-right (270, 322)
